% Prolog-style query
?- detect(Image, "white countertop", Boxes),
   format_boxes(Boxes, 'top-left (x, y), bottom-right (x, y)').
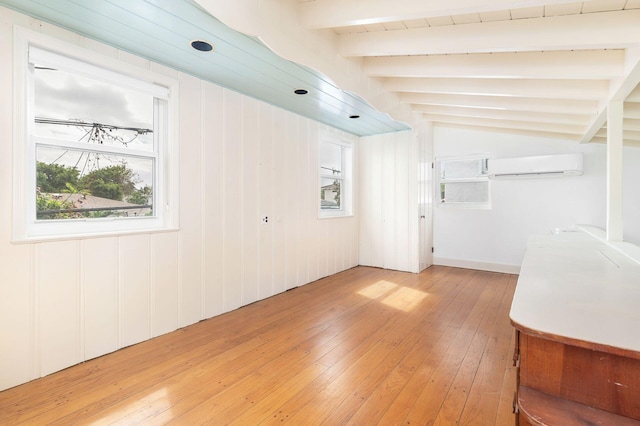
top-left (509, 227), bottom-right (640, 353)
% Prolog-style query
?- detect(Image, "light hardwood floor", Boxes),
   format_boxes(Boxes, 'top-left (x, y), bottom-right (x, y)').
top-left (0, 266), bottom-right (518, 425)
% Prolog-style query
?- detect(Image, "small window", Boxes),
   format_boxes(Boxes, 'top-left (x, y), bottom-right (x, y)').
top-left (13, 30), bottom-right (178, 241)
top-left (319, 138), bottom-right (352, 217)
top-left (437, 156), bottom-right (491, 208)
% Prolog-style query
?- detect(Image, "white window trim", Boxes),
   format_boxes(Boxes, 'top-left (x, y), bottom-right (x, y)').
top-left (12, 27), bottom-right (180, 242)
top-left (318, 136), bottom-right (353, 219)
top-left (436, 154), bottom-right (492, 210)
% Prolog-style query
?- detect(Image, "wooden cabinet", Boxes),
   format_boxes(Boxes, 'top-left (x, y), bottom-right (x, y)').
top-left (510, 228), bottom-right (640, 425)
top-left (513, 330), bottom-right (640, 425)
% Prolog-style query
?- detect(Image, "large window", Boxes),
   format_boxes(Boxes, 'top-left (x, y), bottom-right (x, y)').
top-left (319, 138), bottom-right (353, 217)
top-left (437, 155), bottom-right (491, 208)
top-left (13, 30), bottom-right (178, 241)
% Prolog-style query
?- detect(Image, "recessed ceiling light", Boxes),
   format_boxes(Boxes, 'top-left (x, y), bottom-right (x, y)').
top-left (349, 115), bottom-right (360, 119)
top-left (294, 89), bottom-right (309, 95)
top-left (191, 40), bottom-right (214, 52)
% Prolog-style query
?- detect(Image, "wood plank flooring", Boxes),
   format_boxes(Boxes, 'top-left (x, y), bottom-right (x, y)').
top-left (0, 266), bottom-right (518, 425)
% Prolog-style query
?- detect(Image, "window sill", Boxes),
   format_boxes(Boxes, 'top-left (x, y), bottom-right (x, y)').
top-left (12, 226), bottom-right (180, 244)
top-left (318, 212), bottom-right (354, 220)
top-left (437, 202), bottom-right (492, 210)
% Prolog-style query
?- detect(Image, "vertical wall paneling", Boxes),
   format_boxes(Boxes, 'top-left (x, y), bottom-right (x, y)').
top-left (382, 136), bottom-right (397, 270)
top-left (418, 121), bottom-right (434, 272)
top-left (202, 81), bottom-right (225, 319)
top-left (117, 49), bottom-right (150, 70)
top-left (297, 118), bottom-right (310, 286)
top-left (257, 103), bottom-right (275, 300)
top-left (0, 8), bottom-right (34, 389)
top-left (359, 131), bottom-right (418, 273)
top-left (358, 135), bottom-right (373, 266)
top-left (38, 241), bottom-right (81, 376)
top-left (32, 20), bottom-right (81, 45)
top-left (222, 89), bottom-right (243, 312)
top-left (307, 123), bottom-right (321, 283)
top-left (284, 112), bottom-right (300, 290)
top-left (407, 128), bottom-right (421, 273)
top-left (242, 96), bottom-right (260, 306)
top-left (178, 74), bottom-right (204, 327)
top-left (82, 237), bottom-right (118, 360)
top-left (271, 107), bottom-right (287, 296)
top-left (151, 232), bottom-right (179, 337)
top-left (371, 136), bottom-right (384, 267)
top-left (395, 133), bottom-right (410, 272)
top-left (319, 217), bottom-right (329, 280)
top-left (0, 10), bottom-right (360, 391)
top-left (0, 243), bottom-right (34, 390)
top-left (118, 235), bottom-right (151, 348)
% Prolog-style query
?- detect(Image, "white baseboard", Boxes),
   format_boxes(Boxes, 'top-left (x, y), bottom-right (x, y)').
top-left (433, 257), bottom-right (520, 275)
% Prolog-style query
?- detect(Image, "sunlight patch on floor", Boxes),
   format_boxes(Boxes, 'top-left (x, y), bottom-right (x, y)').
top-left (357, 280), bottom-right (398, 299)
top-left (381, 286), bottom-right (428, 312)
top-left (90, 387), bottom-right (172, 425)
top-left (357, 280), bottom-right (428, 312)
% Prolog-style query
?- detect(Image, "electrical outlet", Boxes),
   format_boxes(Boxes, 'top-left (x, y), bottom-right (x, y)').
top-left (261, 216), bottom-right (269, 224)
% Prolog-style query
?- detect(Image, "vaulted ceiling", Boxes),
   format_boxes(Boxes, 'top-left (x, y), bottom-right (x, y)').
top-left (2, 0), bottom-right (640, 143)
top-left (294, 0), bottom-right (640, 145)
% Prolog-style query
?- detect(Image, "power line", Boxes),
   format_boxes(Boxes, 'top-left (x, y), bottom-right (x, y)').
top-left (34, 117), bottom-right (153, 134)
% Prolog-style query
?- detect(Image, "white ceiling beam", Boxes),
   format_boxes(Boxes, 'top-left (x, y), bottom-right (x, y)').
top-left (338, 10), bottom-right (640, 56)
top-left (399, 93), bottom-right (600, 115)
top-left (364, 50), bottom-right (625, 80)
top-left (435, 122), bottom-right (583, 141)
top-left (596, 128), bottom-right (640, 139)
top-left (590, 138), bottom-right (640, 147)
top-left (412, 104), bottom-right (590, 125)
top-left (582, 47), bottom-right (640, 142)
top-left (423, 113), bottom-right (586, 134)
top-left (601, 119), bottom-right (640, 131)
top-left (627, 83), bottom-right (640, 101)
top-left (624, 103), bottom-right (640, 118)
top-left (385, 78), bottom-right (609, 100)
top-left (299, 0), bottom-right (582, 29)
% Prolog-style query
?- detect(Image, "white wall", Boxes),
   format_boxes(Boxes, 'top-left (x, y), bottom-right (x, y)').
top-left (623, 146), bottom-right (640, 246)
top-left (0, 9), bottom-right (359, 391)
top-left (359, 130), bottom-right (421, 273)
top-left (432, 126), bottom-right (611, 272)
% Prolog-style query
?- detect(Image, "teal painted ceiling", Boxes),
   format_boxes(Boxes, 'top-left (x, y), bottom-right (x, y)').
top-left (0, 0), bottom-right (410, 136)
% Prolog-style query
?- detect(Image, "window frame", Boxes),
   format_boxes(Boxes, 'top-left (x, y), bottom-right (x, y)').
top-left (436, 154), bottom-right (491, 209)
top-left (318, 136), bottom-right (353, 218)
top-left (12, 27), bottom-right (180, 242)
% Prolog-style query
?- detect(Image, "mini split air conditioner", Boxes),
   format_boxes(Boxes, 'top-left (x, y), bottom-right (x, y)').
top-left (488, 153), bottom-right (583, 179)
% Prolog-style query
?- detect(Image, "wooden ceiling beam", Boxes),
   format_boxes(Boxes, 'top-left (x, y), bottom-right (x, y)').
top-left (338, 10), bottom-right (640, 56)
top-left (364, 50), bottom-right (625, 80)
top-left (385, 77), bottom-right (609, 100)
top-left (299, 0), bottom-right (582, 29)
top-left (412, 104), bottom-right (590, 125)
top-left (582, 47), bottom-right (640, 142)
top-left (398, 92), bottom-right (599, 115)
top-left (434, 122), bottom-right (583, 141)
top-left (423, 113), bottom-right (586, 134)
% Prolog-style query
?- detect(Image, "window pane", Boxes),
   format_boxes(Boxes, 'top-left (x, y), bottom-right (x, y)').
top-left (320, 177), bottom-right (341, 210)
top-left (441, 181), bottom-right (488, 204)
top-left (320, 143), bottom-right (342, 176)
top-left (441, 158), bottom-right (487, 179)
top-left (33, 65), bottom-right (154, 152)
top-left (36, 145), bottom-right (153, 220)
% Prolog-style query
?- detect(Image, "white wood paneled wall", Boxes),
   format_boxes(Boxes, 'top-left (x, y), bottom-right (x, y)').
top-left (0, 8), bottom-right (359, 391)
top-left (359, 131), bottom-right (420, 273)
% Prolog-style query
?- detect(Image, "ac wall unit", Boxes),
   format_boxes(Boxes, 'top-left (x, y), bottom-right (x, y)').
top-left (488, 153), bottom-right (583, 179)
